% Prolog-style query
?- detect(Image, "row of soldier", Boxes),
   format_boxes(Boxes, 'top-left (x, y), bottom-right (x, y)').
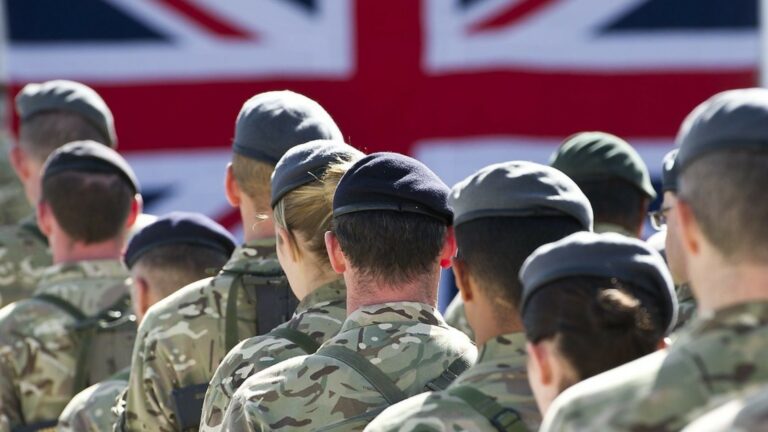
top-left (0, 79), bottom-right (762, 431)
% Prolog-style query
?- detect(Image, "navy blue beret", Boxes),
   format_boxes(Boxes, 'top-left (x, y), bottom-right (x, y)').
top-left (271, 140), bottom-right (364, 208)
top-left (661, 149), bottom-right (679, 193)
top-left (333, 152), bottom-right (452, 223)
top-left (42, 140), bottom-right (139, 193)
top-left (124, 211), bottom-right (236, 269)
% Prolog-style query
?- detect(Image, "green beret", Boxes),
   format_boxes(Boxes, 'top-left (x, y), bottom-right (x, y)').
top-left (16, 80), bottom-right (116, 147)
top-left (550, 132), bottom-right (656, 199)
top-left (450, 161), bottom-right (593, 230)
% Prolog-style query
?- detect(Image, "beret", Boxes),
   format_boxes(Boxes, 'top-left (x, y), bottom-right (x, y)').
top-left (16, 80), bottom-right (116, 147)
top-left (42, 140), bottom-right (139, 193)
top-left (450, 161), bottom-right (593, 230)
top-left (333, 152), bottom-right (452, 223)
top-left (520, 231), bottom-right (677, 334)
top-left (661, 149), bottom-right (679, 193)
top-left (124, 211), bottom-right (236, 269)
top-left (677, 88), bottom-right (768, 169)
top-left (550, 132), bottom-right (656, 199)
top-left (232, 90), bottom-right (343, 165)
top-left (271, 140), bottom-right (364, 208)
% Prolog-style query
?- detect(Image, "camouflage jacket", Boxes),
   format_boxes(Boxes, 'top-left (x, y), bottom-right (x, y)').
top-left (364, 332), bottom-right (541, 432)
top-left (674, 283), bottom-right (697, 331)
top-left (444, 295), bottom-right (474, 341)
top-left (680, 384), bottom-right (768, 432)
top-left (0, 148), bottom-right (33, 226)
top-left (0, 215), bottom-right (52, 307)
top-left (118, 238), bottom-right (288, 432)
top-left (540, 301), bottom-right (768, 432)
top-left (221, 301), bottom-right (477, 431)
top-left (57, 369), bottom-right (129, 432)
top-left (200, 279), bottom-right (347, 431)
top-left (0, 259), bottom-right (135, 432)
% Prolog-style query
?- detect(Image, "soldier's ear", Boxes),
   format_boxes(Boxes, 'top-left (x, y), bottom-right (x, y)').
top-left (439, 227), bottom-right (457, 269)
top-left (36, 200), bottom-right (53, 238)
top-left (224, 163), bottom-right (242, 207)
top-left (125, 194), bottom-right (143, 230)
top-left (674, 198), bottom-right (700, 258)
top-left (324, 231), bottom-right (346, 274)
top-left (9, 146), bottom-right (29, 181)
top-left (452, 258), bottom-right (474, 303)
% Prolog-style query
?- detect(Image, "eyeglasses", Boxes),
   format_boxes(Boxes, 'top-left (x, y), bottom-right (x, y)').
top-left (649, 206), bottom-right (672, 230)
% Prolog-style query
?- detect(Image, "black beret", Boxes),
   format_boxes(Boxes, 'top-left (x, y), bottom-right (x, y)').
top-left (124, 211), bottom-right (236, 269)
top-left (677, 88), bottom-right (768, 169)
top-left (271, 140), bottom-right (364, 208)
top-left (232, 90), bottom-right (343, 165)
top-left (333, 152), bottom-right (452, 223)
top-left (661, 149), bottom-right (679, 193)
top-left (520, 231), bottom-right (677, 334)
top-left (42, 140), bottom-right (139, 193)
top-left (16, 80), bottom-right (116, 147)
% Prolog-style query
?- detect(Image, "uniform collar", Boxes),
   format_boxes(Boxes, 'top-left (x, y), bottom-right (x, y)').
top-left (675, 300), bottom-right (768, 345)
top-left (477, 332), bottom-right (528, 363)
top-left (340, 301), bottom-right (445, 333)
top-left (222, 237), bottom-right (281, 274)
top-left (295, 279), bottom-right (346, 314)
top-left (35, 259), bottom-right (130, 316)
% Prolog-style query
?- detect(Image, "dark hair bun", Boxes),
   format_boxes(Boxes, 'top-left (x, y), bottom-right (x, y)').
top-left (592, 289), bottom-right (646, 330)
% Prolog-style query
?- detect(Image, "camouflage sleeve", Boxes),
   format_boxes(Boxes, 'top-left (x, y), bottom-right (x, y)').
top-left (219, 385), bottom-right (269, 432)
top-left (0, 348), bottom-right (21, 432)
top-left (57, 379), bottom-right (126, 432)
top-left (444, 296), bottom-right (474, 341)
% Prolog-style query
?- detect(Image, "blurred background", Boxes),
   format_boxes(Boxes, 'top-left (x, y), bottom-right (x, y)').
top-left (0, 0), bottom-right (759, 240)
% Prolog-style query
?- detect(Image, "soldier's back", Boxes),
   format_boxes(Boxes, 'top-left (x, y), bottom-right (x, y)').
top-left (0, 217), bottom-right (51, 307)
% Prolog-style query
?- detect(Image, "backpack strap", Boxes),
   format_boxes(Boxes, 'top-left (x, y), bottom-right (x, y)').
top-left (170, 383), bottom-right (209, 431)
top-left (314, 345), bottom-right (407, 405)
top-left (424, 352), bottom-right (473, 391)
top-left (446, 386), bottom-right (530, 432)
top-left (270, 327), bottom-right (321, 354)
top-left (11, 419), bottom-right (57, 432)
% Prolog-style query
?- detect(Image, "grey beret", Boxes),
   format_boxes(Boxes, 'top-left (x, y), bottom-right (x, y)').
top-left (42, 140), bottom-right (139, 193)
top-left (520, 231), bottom-right (677, 334)
top-left (677, 88), bottom-right (768, 169)
top-left (450, 161), bottom-right (593, 230)
top-left (550, 132), bottom-right (656, 199)
top-left (16, 80), bottom-right (116, 147)
top-left (232, 90), bottom-right (343, 165)
top-left (661, 149), bottom-right (679, 193)
top-left (271, 140), bottom-right (364, 208)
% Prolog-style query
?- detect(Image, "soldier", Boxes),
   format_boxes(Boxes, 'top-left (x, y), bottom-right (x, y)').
top-left (117, 91), bottom-right (343, 431)
top-left (539, 88), bottom-right (768, 431)
top-left (220, 152), bottom-right (477, 431)
top-left (0, 80), bottom-right (117, 307)
top-left (521, 231), bottom-right (676, 416)
top-left (680, 385), bottom-right (768, 432)
top-left (364, 161), bottom-right (594, 432)
top-left (56, 212), bottom-right (236, 432)
top-left (200, 140), bottom-right (363, 431)
top-left (0, 140), bottom-right (141, 431)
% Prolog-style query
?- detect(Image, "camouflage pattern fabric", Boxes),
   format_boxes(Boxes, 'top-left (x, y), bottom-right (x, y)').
top-left (57, 369), bottom-right (129, 432)
top-left (0, 133), bottom-right (33, 227)
top-left (674, 283), bottom-right (697, 331)
top-left (364, 332), bottom-right (541, 432)
top-left (540, 301), bottom-right (768, 432)
top-left (0, 259), bottom-right (135, 431)
top-left (200, 279), bottom-right (347, 431)
top-left (593, 222), bottom-right (637, 238)
top-left (0, 215), bottom-right (52, 307)
top-left (117, 238), bottom-right (287, 432)
top-left (681, 384), bottom-right (768, 432)
top-left (444, 295), bottom-right (474, 341)
top-left (221, 301), bottom-right (477, 431)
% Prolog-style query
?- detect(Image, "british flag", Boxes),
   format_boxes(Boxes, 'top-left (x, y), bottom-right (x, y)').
top-left (5, 0), bottom-right (758, 234)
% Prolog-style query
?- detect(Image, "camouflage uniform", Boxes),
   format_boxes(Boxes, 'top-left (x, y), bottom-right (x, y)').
top-left (364, 332), bottom-right (541, 431)
top-left (221, 302), bottom-right (477, 431)
top-left (0, 259), bottom-right (135, 431)
top-left (200, 279), bottom-right (347, 431)
top-left (540, 301), bottom-right (768, 432)
top-left (0, 215), bottom-right (52, 307)
top-left (57, 369), bottom-right (129, 432)
top-left (117, 238), bottom-right (288, 432)
top-left (444, 295), bottom-right (474, 341)
top-left (680, 385), bottom-right (768, 432)
top-left (674, 283), bottom-right (697, 331)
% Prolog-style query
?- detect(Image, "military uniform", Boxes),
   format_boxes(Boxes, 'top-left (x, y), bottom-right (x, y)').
top-left (680, 385), bottom-right (768, 432)
top-left (0, 260), bottom-right (135, 431)
top-left (444, 295), bottom-right (473, 340)
top-left (675, 283), bottom-right (697, 331)
top-left (0, 157), bottom-right (32, 226)
top-left (365, 332), bottom-right (541, 432)
top-left (57, 369), bottom-right (129, 432)
top-left (200, 279), bottom-right (347, 431)
top-left (0, 215), bottom-right (51, 307)
top-left (222, 302), bottom-right (477, 431)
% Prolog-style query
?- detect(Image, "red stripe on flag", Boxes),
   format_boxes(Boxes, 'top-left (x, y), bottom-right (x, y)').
top-left (469, 0), bottom-right (560, 34)
top-left (155, 0), bottom-right (254, 39)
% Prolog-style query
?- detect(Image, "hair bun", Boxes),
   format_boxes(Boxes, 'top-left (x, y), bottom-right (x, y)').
top-left (592, 289), bottom-right (644, 330)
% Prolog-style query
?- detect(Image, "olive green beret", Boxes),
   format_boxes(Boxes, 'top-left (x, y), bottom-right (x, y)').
top-left (550, 132), bottom-right (656, 199)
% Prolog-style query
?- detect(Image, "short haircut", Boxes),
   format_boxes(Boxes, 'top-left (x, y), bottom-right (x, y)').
top-left (523, 276), bottom-right (663, 383)
top-left (455, 216), bottom-right (583, 319)
top-left (132, 244), bottom-right (229, 298)
top-left (679, 150), bottom-right (768, 263)
top-left (19, 111), bottom-right (107, 162)
top-left (41, 171), bottom-right (133, 243)
top-left (332, 211), bottom-right (448, 286)
top-left (576, 179), bottom-right (648, 234)
top-left (231, 153), bottom-right (274, 214)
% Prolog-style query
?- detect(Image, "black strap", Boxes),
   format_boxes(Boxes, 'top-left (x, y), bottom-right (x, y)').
top-left (171, 383), bottom-right (209, 431)
top-left (447, 386), bottom-right (529, 432)
top-left (225, 273), bottom-right (244, 351)
top-left (33, 294), bottom-right (86, 321)
top-left (11, 419), bottom-right (57, 432)
top-left (315, 345), bottom-right (407, 405)
top-left (270, 327), bottom-right (321, 353)
top-left (425, 353), bottom-right (473, 391)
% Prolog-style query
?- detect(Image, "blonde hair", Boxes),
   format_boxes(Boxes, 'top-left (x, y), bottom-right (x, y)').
top-left (273, 156), bottom-right (359, 265)
top-left (231, 153), bottom-right (274, 214)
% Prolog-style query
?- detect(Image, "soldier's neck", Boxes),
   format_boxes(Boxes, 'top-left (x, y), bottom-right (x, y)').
top-left (51, 235), bottom-right (125, 265)
top-left (694, 262), bottom-right (768, 314)
top-left (344, 270), bottom-right (438, 316)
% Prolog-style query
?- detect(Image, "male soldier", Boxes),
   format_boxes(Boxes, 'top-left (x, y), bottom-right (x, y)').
top-left (0, 80), bottom-right (117, 307)
top-left (364, 161), bottom-right (594, 432)
top-left (0, 140), bottom-right (141, 431)
top-left (56, 212), bottom-right (235, 432)
top-left (220, 152), bottom-right (477, 431)
top-left (445, 131), bottom-right (656, 339)
top-left (117, 91), bottom-right (343, 432)
top-left (539, 88), bottom-right (768, 431)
